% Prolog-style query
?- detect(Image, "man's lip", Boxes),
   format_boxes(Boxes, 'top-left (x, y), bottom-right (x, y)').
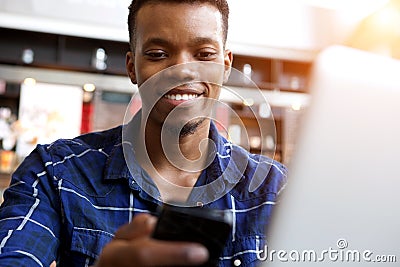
top-left (159, 87), bottom-right (205, 106)
top-left (162, 88), bottom-right (204, 96)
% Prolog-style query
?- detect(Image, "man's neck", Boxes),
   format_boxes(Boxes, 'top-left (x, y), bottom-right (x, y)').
top-left (134, 118), bottom-right (212, 202)
top-left (144, 119), bottom-right (209, 164)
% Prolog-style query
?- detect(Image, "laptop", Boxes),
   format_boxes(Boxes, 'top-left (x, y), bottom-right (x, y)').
top-left (263, 45), bottom-right (400, 266)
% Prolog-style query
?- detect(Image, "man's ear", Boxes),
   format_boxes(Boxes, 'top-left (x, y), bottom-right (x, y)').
top-left (223, 49), bottom-right (233, 83)
top-left (126, 51), bottom-right (137, 84)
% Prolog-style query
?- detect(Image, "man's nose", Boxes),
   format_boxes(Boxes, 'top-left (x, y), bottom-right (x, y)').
top-left (165, 54), bottom-right (199, 82)
top-left (174, 52), bottom-right (195, 66)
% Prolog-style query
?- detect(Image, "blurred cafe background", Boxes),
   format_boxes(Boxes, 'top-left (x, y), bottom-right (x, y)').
top-left (0, 0), bottom-right (399, 201)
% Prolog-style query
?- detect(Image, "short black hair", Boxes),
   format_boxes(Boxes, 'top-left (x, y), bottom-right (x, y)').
top-left (127, 0), bottom-right (229, 50)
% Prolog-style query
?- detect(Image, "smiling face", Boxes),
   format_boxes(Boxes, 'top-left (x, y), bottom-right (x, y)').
top-left (126, 2), bottom-right (232, 134)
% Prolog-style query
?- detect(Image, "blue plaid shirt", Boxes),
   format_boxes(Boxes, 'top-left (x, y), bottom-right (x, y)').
top-left (0, 113), bottom-right (287, 267)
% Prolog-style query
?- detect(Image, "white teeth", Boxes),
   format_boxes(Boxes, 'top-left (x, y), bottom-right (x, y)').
top-left (164, 94), bottom-right (199, 100)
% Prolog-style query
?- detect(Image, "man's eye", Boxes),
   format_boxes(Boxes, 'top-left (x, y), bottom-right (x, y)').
top-left (145, 51), bottom-right (168, 59)
top-left (196, 51), bottom-right (217, 60)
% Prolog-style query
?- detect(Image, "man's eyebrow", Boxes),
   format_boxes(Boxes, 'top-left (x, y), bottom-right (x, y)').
top-left (189, 37), bottom-right (220, 47)
top-left (141, 37), bottom-right (220, 49)
top-left (142, 38), bottom-right (171, 48)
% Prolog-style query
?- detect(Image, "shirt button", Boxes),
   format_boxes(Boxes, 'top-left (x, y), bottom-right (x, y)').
top-left (233, 259), bottom-right (241, 266)
top-left (196, 202), bottom-right (204, 207)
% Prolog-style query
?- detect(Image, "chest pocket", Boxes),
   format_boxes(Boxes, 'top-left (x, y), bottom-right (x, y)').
top-left (61, 227), bottom-right (114, 266)
top-left (219, 236), bottom-right (265, 267)
top-left (71, 227), bottom-right (113, 258)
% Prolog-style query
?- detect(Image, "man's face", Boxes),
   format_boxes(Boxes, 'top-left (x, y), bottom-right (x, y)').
top-left (126, 2), bottom-right (232, 132)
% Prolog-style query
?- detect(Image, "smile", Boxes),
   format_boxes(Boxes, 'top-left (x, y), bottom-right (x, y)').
top-left (163, 93), bottom-right (200, 101)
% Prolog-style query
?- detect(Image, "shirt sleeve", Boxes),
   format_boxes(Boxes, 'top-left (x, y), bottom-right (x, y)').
top-left (0, 145), bottom-right (61, 267)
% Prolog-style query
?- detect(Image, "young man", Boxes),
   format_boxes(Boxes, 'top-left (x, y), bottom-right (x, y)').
top-left (0, 1), bottom-right (287, 266)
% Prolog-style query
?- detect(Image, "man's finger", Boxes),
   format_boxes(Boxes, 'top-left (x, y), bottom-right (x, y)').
top-left (114, 213), bottom-right (157, 240)
top-left (138, 240), bottom-right (209, 266)
top-left (101, 239), bottom-right (209, 267)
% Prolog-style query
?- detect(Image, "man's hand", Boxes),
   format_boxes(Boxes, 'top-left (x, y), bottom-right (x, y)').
top-left (95, 213), bottom-right (209, 267)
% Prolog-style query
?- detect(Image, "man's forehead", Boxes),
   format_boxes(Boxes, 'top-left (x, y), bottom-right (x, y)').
top-left (136, 1), bottom-right (222, 21)
top-left (135, 3), bottom-right (223, 39)
top-left (138, 1), bottom-right (219, 10)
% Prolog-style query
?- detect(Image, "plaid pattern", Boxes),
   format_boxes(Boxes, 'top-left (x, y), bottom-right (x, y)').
top-left (0, 114), bottom-right (287, 267)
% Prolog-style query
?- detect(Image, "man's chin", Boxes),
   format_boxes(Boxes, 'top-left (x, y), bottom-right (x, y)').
top-left (163, 118), bottom-right (206, 138)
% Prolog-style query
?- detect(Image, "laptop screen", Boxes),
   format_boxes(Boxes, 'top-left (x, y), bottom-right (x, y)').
top-left (263, 45), bottom-right (400, 266)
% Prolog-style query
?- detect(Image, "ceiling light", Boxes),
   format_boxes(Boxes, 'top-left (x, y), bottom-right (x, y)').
top-left (291, 103), bottom-right (302, 111)
top-left (22, 49), bottom-right (34, 64)
top-left (243, 98), bottom-right (254, 106)
top-left (23, 78), bottom-right (36, 86)
top-left (83, 83), bottom-right (96, 92)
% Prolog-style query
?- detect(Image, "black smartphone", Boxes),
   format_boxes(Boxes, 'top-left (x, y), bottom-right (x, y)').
top-left (152, 204), bottom-right (233, 266)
